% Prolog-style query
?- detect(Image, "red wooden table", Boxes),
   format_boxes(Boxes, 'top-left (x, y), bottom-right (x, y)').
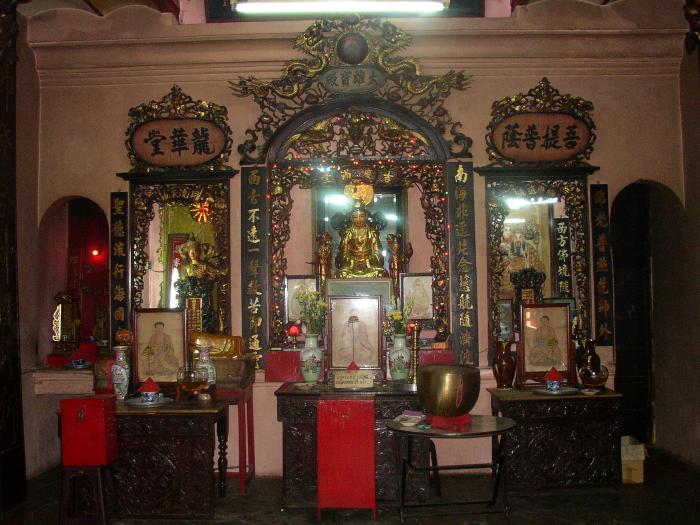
top-left (216, 384), bottom-right (256, 495)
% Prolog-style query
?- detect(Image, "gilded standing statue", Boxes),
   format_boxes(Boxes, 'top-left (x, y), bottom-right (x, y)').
top-left (316, 230), bottom-right (332, 291)
top-left (387, 233), bottom-right (413, 302)
top-left (175, 234), bottom-right (222, 332)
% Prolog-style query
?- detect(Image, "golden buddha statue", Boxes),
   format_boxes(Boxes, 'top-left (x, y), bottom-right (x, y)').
top-left (335, 205), bottom-right (388, 279)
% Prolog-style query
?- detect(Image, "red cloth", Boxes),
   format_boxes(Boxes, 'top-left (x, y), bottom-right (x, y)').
top-left (427, 413), bottom-right (472, 432)
top-left (139, 377), bottom-right (160, 392)
top-left (544, 367), bottom-right (564, 382)
top-left (419, 349), bottom-right (455, 366)
top-left (46, 341), bottom-right (99, 367)
top-left (264, 351), bottom-right (303, 382)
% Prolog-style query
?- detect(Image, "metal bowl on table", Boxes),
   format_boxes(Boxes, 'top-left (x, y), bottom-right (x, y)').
top-left (418, 364), bottom-right (480, 417)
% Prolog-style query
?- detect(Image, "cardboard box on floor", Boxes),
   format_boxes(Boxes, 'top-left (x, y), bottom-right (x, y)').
top-left (621, 436), bottom-right (647, 483)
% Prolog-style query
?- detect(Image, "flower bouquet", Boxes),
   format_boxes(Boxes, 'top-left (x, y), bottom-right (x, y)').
top-left (387, 297), bottom-right (414, 336)
top-left (297, 290), bottom-right (327, 335)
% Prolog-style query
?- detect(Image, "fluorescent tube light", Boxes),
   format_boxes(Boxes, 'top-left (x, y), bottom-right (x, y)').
top-left (235, 1), bottom-right (446, 15)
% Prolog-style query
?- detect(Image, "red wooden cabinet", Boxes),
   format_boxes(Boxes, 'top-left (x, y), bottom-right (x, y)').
top-left (317, 399), bottom-right (376, 518)
top-left (60, 395), bottom-right (117, 466)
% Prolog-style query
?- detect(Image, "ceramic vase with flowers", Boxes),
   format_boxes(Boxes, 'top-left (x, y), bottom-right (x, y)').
top-left (297, 290), bottom-right (327, 383)
top-left (387, 298), bottom-right (413, 381)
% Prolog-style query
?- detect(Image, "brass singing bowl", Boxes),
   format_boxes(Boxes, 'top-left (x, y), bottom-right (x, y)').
top-left (418, 364), bottom-right (481, 417)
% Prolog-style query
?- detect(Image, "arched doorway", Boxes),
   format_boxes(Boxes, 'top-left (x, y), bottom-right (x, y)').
top-left (611, 181), bottom-right (686, 445)
top-left (38, 197), bottom-right (109, 361)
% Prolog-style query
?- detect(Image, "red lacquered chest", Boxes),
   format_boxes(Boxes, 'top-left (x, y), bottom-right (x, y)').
top-left (60, 395), bottom-right (117, 466)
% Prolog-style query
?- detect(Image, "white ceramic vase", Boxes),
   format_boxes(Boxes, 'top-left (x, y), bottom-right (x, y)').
top-left (110, 345), bottom-right (130, 400)
top-left (300, 334), bottom-right (321, 383)
top-left (388, 334), bottom-right (410, 381)
top-left (196, 346), bottom-right (217, 386)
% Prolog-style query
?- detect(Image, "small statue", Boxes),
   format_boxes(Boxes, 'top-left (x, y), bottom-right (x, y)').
top-left (335, 205), bottom-right (388, 278)
top-left (175, 234), bottom-right (222, 333)
top-left (387, 233), bottom-right (413, 302)
top-left (316, 231), bottom-right (332, 291)
top-left (433, 317), bottom-right (450, 343)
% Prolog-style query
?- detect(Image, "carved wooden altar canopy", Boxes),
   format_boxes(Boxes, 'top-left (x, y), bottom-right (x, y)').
top-left (231, 16), bottom-right (479, 366)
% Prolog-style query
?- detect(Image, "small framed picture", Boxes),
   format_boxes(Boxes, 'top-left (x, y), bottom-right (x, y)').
top-left (517, 303), bottom-right (576, 385)
top-left (496, 299), bottom-right (514, 342)
top-left (327, 295), bottom-right (384, 381)
top-left (285, 275), bottom-right (319, 324)
top-left (400, 273), bottom-right (433, 321)
top-left (133, 308), bottom-right (187, 385)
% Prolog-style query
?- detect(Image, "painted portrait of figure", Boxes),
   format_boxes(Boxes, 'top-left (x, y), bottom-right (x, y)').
top-left (134, 309), bottom-right (186, 383)
top-left (500, 204), bottom-right (552, 299)
top-left (522, 305), bottom-right (569, 373)
top-left (329, 296), bottom-right (381, 369)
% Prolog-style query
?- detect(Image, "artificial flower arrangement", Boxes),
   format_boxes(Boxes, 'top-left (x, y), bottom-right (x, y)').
top-left (297, 290), bottom-right (327, 335)
top-left (387, 297), bottom-right (414, 335)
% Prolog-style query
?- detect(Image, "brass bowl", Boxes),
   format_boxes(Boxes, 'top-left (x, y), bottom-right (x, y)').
top-left (579, 364), bottom-right (609, 388)
top-left (418, 364), bottom-right (480, 417)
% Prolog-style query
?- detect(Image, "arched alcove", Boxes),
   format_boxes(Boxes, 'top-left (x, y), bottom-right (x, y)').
top-left (611, 181), bottom-right (688, 448)
top-left (37, 197), bottom-right (109, 362)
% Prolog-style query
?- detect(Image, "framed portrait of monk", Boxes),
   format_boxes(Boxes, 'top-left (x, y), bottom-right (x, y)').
top-left (133, 308), bottom-right (187, 385)
top-left (400, 273), bottom-right (433, 321)
top-left (327, 296), bottom-right (384, 381)
top-left (516, 303), bottom-right (576, 386)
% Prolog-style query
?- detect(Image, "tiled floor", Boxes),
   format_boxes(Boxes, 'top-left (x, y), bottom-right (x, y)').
top-left (3, 449), bottom-right (700, 524)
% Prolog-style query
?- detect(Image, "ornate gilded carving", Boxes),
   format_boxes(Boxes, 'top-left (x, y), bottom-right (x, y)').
top-left (486, 177), bottom-right (591, 344)
top-left (268, 162), bottom-right (448, 345)
top-left (231, 17), bottom-right (471, 164)
top-left (486, 78), bottom-right (596, 167)
top-left (125, 85), bottom-right (233, 172)
top-left (130, 181), bottom-right (230, 332)
top-left (283, 109), bottom-right (433, 159)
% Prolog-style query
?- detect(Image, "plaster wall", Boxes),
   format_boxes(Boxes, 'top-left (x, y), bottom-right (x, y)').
top-left (652, 51), bottom-right (700, 467)
top-left (16, 0), bottom-right (691, 476)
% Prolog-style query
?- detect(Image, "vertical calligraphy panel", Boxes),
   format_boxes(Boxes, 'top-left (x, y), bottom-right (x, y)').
top-left (110, 192), bottom-right (129, 342)
top-left (552, 218), bottom-right (573, 298)
top-left (590, 184), bottom-right (614, 345)
top-left (447, 162), bottom-right (478, 365)
top-left (241, 166), bottom-right (268, 368)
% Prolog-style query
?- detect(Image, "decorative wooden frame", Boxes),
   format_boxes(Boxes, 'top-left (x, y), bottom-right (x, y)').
top-left (400, 273), bottom-right (433, 322)
top-left (231, 18), bottom-right (474, 352)
top-left (284, 275), bottom-right (320, 324)
top-left (478, 170), bottom-right (596, 362)
top-left (327, 295), bottom-right (384, 382)
top-left (326, 278), bottom-right (392, 312)
top-left (516, 303), bottom-right (576, 386)
top-left (133, 308), bottom-right (187, 385)
top-left (119, 172), bottom-right (234, 335)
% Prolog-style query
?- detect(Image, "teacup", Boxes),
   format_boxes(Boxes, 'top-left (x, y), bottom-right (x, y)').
top-left (141, 392), bottom-right (162, 404)
top-left (545, 380), bottom-right (561, 392)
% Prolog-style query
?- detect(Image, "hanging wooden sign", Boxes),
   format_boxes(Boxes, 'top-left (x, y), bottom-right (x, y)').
top-left (130, 118), bottom-right (228, 167)
top-left (491, 113), bottom-right (592, 164)
top-left (125, 85), bottom-right (233, 172)
top-left (486, 78), bottom-right (596, 167)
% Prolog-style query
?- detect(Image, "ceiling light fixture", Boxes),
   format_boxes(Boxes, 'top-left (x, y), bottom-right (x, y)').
top-left (235, 1), bottom-right (446, 15)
